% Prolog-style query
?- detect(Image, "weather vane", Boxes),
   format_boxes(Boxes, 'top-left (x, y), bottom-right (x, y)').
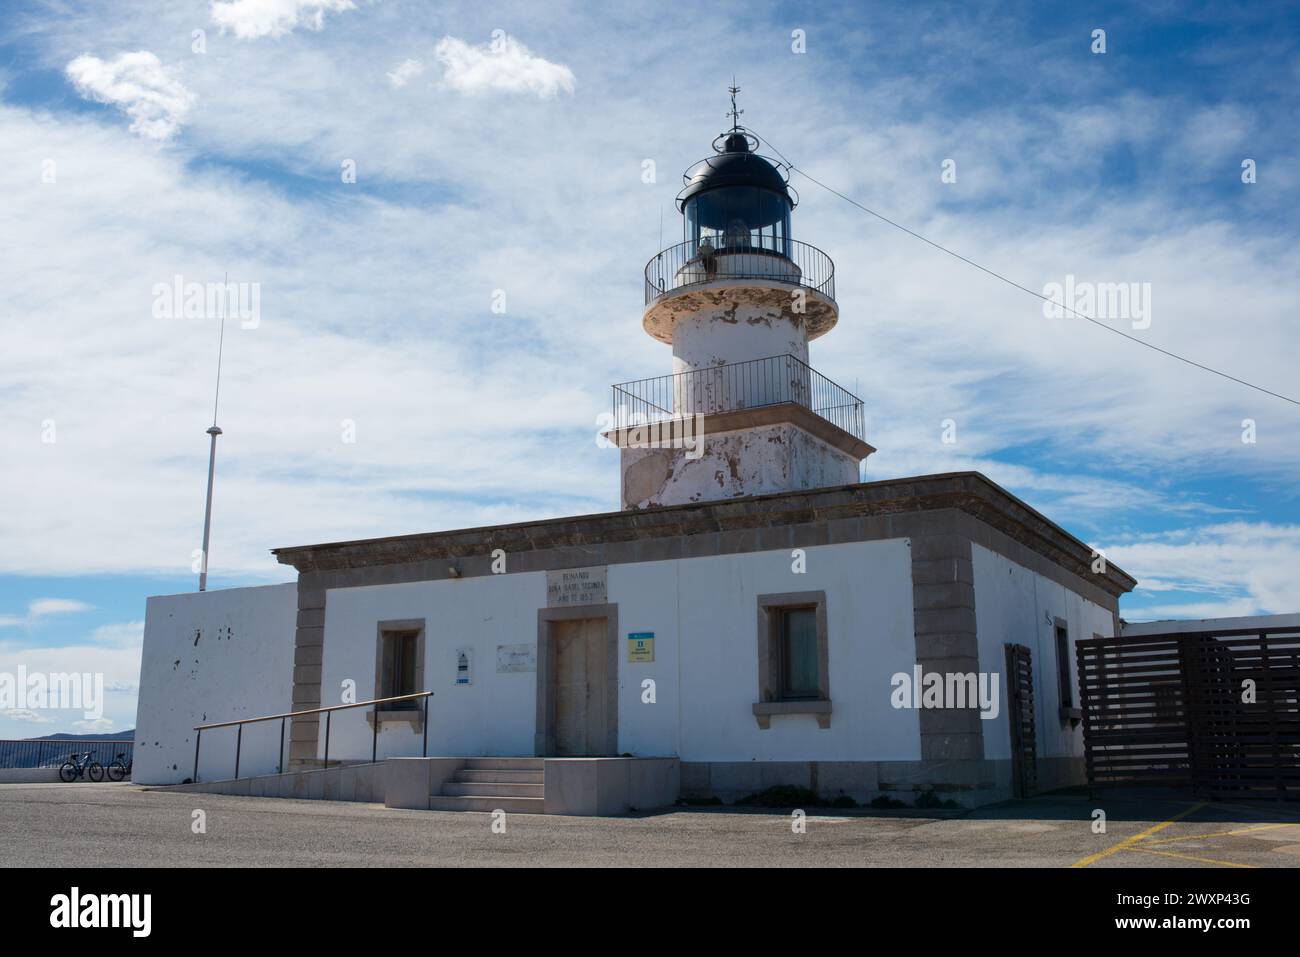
top-left (727, 80), bottom-right (743, 131)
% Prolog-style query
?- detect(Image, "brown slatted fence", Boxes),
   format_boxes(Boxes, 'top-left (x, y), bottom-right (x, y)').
top-left (1078, 627), bottom-right (1300, 800)
top-left (1005, 643), bottom-right (1037, 798)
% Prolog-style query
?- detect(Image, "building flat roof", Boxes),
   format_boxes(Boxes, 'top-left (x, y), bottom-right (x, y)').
top-left (1121, 613), bottom-right (1300, 636)
top-left (271, 471), bottom-right (1137, 599)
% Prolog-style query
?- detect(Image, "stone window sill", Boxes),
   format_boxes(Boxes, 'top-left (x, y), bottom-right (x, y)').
top-left (753, 700), bottom-right (832, 730)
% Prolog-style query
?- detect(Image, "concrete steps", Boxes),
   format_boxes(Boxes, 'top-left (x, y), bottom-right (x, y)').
top-left (443, 781), bottom-right (543, 797)
top-left (428, 758), bottom-right (547, 814)
top-left (427, 794), bottom-right (545, 813)
top-left (454, 769), bottom-right (543, 784)
top-left (463, 758), bottom-right (543, 771)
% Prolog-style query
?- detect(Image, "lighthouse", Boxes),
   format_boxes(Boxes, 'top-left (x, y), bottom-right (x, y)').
top-left (608, 93), bottom-right (875, 509)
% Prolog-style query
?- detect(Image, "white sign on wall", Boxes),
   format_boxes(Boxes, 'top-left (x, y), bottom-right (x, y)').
top-left (546, 565), bottom-right (608, 607)
top-left (454, 647), bottom-right (473, 686)
top-left (496, 644), bottom-right (537, 673)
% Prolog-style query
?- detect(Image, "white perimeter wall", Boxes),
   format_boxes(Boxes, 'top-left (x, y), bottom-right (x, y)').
top-left (319, 539), bottom-right (920, 763)
top-left (971, 544), bottom-right (1116, 761)
top-left (134, 582), bottom-right (297, 784)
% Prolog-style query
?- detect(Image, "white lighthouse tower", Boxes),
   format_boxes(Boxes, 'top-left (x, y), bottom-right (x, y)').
top-left (609, 93), bottom-right (874, 509)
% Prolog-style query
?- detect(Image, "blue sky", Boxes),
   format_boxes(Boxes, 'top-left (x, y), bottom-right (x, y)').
top-left (2, 0), bottom-right (1299, 737)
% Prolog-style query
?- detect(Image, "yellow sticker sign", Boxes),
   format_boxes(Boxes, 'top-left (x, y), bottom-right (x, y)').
top-left (628, 632), bottom-right (655, 663)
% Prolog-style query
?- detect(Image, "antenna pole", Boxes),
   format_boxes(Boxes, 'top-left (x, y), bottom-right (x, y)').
top-left (198, 273), bottom-right (228, 592)
top-left (728, 79), bottom-right (743, 131)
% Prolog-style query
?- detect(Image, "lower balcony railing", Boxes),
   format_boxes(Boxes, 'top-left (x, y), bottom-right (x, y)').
top-left (611, 354), bottom-right (865, 443)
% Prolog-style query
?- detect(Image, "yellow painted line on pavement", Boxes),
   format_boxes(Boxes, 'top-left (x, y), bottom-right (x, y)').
top-left (1128, 846), bottom-right (1256, 868)
top-left (1143, 822), bottom-right (1299, 847)
top-left (1071, 802), bottom-right (1207, 868)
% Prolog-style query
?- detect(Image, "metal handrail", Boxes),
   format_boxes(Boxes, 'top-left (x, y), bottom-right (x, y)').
top-left (644, 237), bottom-right (835, 305)
top-left (0, 738), bottom-right (134, 770)
top-left (611, 353), bottom-right (866, 443)
top-left (192, 690), bottom-right (433, 783)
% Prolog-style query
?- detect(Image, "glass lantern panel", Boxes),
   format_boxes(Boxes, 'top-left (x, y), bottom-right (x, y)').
top-left (685, 187), bottom-right (790, 255)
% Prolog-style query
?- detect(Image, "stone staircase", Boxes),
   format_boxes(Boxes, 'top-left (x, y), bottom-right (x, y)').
top-left (427, 758), bottom-right (545, 814)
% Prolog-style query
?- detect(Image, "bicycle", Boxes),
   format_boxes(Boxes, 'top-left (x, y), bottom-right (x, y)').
top-left (58, 751), bottom-right (104, 783)
top-left (106, 752), bottom-right (133, 782)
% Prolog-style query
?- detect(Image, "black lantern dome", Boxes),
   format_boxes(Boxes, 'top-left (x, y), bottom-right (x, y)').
top-left (676, 116), bottom-right (796, 255)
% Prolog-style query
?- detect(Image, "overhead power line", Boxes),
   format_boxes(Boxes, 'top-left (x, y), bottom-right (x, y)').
top-left (749, 128), bottom-right (1300, 409)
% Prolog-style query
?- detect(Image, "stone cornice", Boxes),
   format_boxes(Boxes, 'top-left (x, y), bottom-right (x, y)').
top-left (603, 402), bottom-right (876, 460)
top-left (272, 472), bottom-right (1137, 598)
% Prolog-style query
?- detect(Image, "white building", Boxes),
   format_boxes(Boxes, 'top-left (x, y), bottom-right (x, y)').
top-left (135, 115), bottom-right (1137, 813)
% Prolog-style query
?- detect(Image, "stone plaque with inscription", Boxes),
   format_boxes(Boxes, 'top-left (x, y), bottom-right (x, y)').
top-left (546, 565), bottom-right (608, 607)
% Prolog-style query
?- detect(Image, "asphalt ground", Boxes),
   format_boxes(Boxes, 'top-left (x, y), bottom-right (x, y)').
top-left (2, 781), bottom-right (1299, 867)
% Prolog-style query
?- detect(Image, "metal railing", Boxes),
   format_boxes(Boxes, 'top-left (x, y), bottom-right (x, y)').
top-left (0, 739), bottom-right (134, 770)
top-left (611, 353), bottom-right (866, 443)
top-left (192, 691), bottom-right (433, 783)
top-left (644, 237), bottom-right (835, 305)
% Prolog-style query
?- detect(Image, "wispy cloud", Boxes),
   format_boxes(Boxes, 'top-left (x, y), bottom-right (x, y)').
top-left (386, 58), bottom-right (424, 89)
top-left (4, 1), bottom-right (1298, 632)
top-left (0, 599), bottom-right (95, 627)
top-left (64, 51), bottom-right (194, 140)
top-left (89, 621), bottom-right (145, 650)
top-left (1108, 522), bottom-right (1300, 620)
top-left (72, 717), bottom-right (117, 732)
top-left (28, 599), bottom-right (93, 618)
top-left (210, 0), bottom-right (357, 40)
top-left (0, 632), bottom-right (145, 729)
top-left (434, 34), bottom-right (575, 98)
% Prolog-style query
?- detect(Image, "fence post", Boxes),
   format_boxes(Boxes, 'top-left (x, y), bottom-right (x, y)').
top-left (422, 695), bottom-right (429, 757)
top-left (234, 724), bottom-right (242, 780)
top-left (193, 729), bottom-right (201, 783)
top-left (324, 711), bottom-right (331, 768)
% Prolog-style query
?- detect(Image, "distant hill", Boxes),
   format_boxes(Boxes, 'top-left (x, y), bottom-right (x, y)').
top-left (28, 730), bottom-right (135, 742)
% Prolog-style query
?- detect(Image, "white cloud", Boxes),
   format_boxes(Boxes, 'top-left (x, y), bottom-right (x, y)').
top-left (1107, 522), bottom-right (1300, 620)
top-left (64, 51), bottom-right (194, 140)
top-left (434, 34), bottom-right (575, 99)
top-left (5, 3), bottom-right (1299, 626)
top-left (0, 632), bottom-right (145, 734)
top-left (386, 58), bottom-right (424, 89)
top-left (90, 621), bottom-right (146, 650)
top-left (0, 599), bottom-right (94, 629)
top-left (28, 599), bottom-right (94, 619)
top-left (210, 0), bottom-right (356, 40)
top-left (73, 717), bottom-right (116, 732)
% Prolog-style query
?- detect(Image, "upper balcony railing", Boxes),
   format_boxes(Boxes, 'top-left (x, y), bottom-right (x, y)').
top-left (644, 237), bottom-right (835, 306)
top-left (611, 353), bottom-right (866, 443)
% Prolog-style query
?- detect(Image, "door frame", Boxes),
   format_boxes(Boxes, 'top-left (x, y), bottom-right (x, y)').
top-left (535, 604), bottom-right (619, 757)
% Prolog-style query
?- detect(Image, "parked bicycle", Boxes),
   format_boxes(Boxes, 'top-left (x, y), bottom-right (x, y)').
top-left (106, 752), bottom-right (133, 782)
top-left (58, 751), bottom-right (104, 783)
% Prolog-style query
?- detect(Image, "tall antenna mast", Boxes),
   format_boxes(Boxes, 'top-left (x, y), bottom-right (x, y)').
top-left (198, 273), bottom-right (227, 592)
top-left (727, 79), bottom-right (743, 132)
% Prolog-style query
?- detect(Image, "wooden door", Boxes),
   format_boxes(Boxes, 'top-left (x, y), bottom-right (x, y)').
top-left (554, 618), bottom-right (607, 756)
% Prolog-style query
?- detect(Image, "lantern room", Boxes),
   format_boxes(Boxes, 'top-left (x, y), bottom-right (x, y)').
top-left (678, 129), bottom-right (795, 256)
